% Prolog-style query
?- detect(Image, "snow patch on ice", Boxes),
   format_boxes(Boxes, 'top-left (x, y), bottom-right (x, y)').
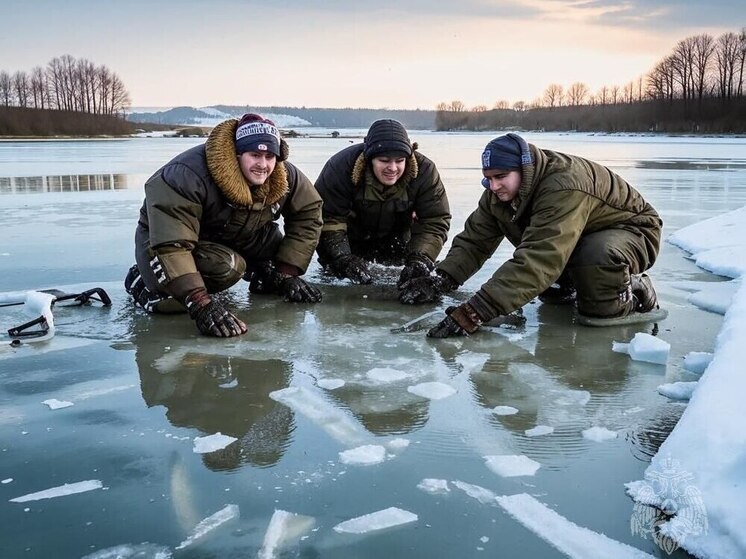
top-left (484, 455), bottom-right (541, 477)
top-left (333, 507), bottom-right (417, 534)
top-left (317, 378), bottom-right (345, 390)
top-left (42, 398), bottom-right (74, 410)
top-left (492, 406), bottom-right (519, 415)
top-left (192, 432), bottom-right (237, 454)
top-left (407, 382), bottom-right (456, 400)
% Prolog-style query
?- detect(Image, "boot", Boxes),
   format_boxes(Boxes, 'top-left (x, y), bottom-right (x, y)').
top-left (124, 264), bottom-right (184, 313)
top-left (538, 282), bottom-right (576, 305)
top-left (631, 274), bottom-right (658, 313)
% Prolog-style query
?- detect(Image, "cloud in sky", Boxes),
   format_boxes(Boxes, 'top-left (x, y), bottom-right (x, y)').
top-left (0, 0), bottom-right (743, 109)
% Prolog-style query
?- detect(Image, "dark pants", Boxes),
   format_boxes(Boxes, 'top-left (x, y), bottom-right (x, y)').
top-left (562, 229), bottom-right (656, 318)
top-left (134, 222), bottom-right (283, 296)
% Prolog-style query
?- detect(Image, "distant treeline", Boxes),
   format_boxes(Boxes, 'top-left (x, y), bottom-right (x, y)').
top-left (0, 106), bottom-right (136, 136)
top-left (1, 54), bottom-right (131, 117)
top-left (437, 28), bottom-right (746, 133)
top-left (220, 106), bottom-right (436, 130)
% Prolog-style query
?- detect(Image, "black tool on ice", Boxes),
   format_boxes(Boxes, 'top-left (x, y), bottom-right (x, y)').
top-left (4, 287), bottom-right (112, 338)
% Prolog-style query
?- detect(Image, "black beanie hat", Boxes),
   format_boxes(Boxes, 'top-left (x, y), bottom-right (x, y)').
top-left (363, 119), bottom-right (412, 159)
top-left (481, 133), bottom-right (533, 171)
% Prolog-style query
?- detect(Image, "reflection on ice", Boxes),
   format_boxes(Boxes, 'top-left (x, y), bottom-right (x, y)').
top-left (0, 173), bottom-right (129, 194)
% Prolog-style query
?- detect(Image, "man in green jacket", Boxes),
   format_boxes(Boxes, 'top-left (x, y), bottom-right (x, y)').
top-left (399, 133), bottom-right (662, 336)
top-left (314, 119), bottom-right (451, 289)
top-left (125, 113), bottom-right (323, 338)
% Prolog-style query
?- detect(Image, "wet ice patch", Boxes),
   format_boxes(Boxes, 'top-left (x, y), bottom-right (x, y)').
top-left (582, 426), bottom-right (618, 442)
top-left (453, 480), bottom-right (498, 504)
top-left (683, 351), bottom-right (713, 375)
top-left (192, 433), bottom-right (237, 454)
top-left (339, 445), bottom-right (386, 466)
top-left (258, 509), bottom-right (315, 559)
top-left (42, 398), bottom-right (74, 410)
top-left (612, 333), bottom-right (670, 365)
top-left (658, 381), bottom-right (697, 400)
top-left (525, 425), bottom-right (554, 437)
top-left (407, 382), bottom-right (456, 400)
top-left (417, 478), bottom-right (450, 495)
top-left (484, 455), bottom-right (540, 477)
top-left (175, 504), bottom-right (239, 550)
top-left (367, 367), bottom-right (410, 383)
top-left (492, 406), bottom-right (518, 416)
top-left (455, 352), bottom-right (490, 375)
top-left (317, 378), bottom-right (345, 390)
top-left (333, 507), bottom-right (417, 534)
top-left (495, 493), bottom-right (655, 558)
top-left (10, 480), bottom-right (103, 502)
top-left (81, 543), bottom-right (172, 559)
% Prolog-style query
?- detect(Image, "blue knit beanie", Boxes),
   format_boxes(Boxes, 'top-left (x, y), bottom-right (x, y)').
top-left (481, 133), bottom-right (532, 171)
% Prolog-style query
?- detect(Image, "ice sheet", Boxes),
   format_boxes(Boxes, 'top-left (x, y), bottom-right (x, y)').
top-left (333, 507), bottom-right (417, 534)
top-left (484, 455), bottom-right (541, 477)
top-left (10, 480), bottom-right (103, 502)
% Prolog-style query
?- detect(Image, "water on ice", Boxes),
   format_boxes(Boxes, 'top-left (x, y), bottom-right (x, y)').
top-left (333, 507), bottom-right (417, 534)
top-left (612, 333), bottom-right (670, 365)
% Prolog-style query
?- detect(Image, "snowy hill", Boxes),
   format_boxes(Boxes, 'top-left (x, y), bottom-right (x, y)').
top-left (127, 106), bottom-right (311, 128)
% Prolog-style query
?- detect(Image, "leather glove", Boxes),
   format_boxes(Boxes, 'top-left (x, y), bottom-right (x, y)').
top-left (399, 270), bottom-right (457, 305)
top-left (185, 288), bottom-right (247, 337)
top-left (276, 273), bottom-right (322, 303)
top-left (427, 303), bottom-right (482, 338)
top-left (397, 254), bottom-right (434, 288)
top-left (330, 255), bottom-right (373, 285)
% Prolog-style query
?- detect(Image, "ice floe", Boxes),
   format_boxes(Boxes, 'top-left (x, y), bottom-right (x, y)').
top-left (10, 480), bottom-right (103, 502)
top-left (192, 432), bottom-right (237, 454)
top-left (317, 378), bottom-right (345, 390)
top-left (657, 381), bottom-right (698, 400)
top-left (484, 455), bottom-right (541, 477)
top-left (175, 504), bottom-right (239, 550)
top-left (367, 367), bottom-right (410, 383)
top-left (453, 480), bottom-right (498, 504)
top-left (42, 398), bottom-right (74, 410)
top-left (81, 543), bottom-right (172, 559)
top-left (417, 478), bottom-right (450, 495)
top-left (612, 333), bottom-right (670, 365)
top-left (581, 426), bottom-right (618, 442)
top-left (407, 381), bottom-right (456, 400)
top-left (333, 507), bottom-right (417, 534)
top-left (682, 351), bottom-right (713, 375)
top-left (339, 445), bottom-right (386, 466)
top-left (525, 425), bottom-right (554, 437)
top-left (258, 509), bottom-right (315, 559)
top-left (492, 406), bottom-right (519, 416)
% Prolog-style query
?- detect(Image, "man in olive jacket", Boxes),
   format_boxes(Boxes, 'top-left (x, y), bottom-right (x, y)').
top-left (400, 133), bottom-right (662, 336)
top-left (314, 119), bottom-right (451, 289)
top-left (125, 113), bottom-right (323, 338)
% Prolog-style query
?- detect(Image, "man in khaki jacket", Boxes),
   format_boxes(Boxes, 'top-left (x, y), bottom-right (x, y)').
top-left (125, 113), bottom-right (323, 338)
top-left (400, 133), bottom-right (662, 336)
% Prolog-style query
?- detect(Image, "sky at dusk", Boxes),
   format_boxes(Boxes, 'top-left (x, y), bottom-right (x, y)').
top-left (1, 0), bottom-right (744, 110)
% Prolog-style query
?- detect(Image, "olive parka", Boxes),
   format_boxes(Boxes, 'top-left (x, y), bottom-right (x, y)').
top-left (136, 119), bottom-right (322, 298)
top-left (437, 144), bottom-right (662, 319)
top-left (314, 143), bottom-right (451, 263)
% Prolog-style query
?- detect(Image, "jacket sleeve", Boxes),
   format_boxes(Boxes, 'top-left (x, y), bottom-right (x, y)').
top-left (314, 155), bottom-right (354, 233)
top-left (407, 158), bottom-right (451, 262)
top-left (144, 163), bottom-right (207, 296)
top-left (472, 188), bottom-right (595, 316)
top-left (436, 190), bottom-right (505, 284)
top-left (276, 165), bottom-right (323, 274)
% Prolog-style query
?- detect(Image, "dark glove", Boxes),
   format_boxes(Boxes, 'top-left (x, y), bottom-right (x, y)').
top-left (427, 303), bottom-right (482, 338)
top-left (330, 255), bottom-right (373, 285)
top-left (276, 273), bottom-right (322, 303)
top-left (397, 254), bottom-right (434, 288)
top-left (399, 270), bottom-right (457, 305)
top-left (186, 288), bottom-right (247, 337)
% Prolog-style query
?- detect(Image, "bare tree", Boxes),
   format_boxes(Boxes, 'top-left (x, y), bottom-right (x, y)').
top-left (567, 82), bottom-right (589, 106)
top-left (671, 36), bottom-right (696, 101)
top-left (109, 72), bottom-right (131, 116)
top-left (472, 104), bottom-right (488, 112)
top-left (12, 71), bottom-right (30, 108)
top-left (0, 71), bottom-right (12, 106)
top-left (691, 34), bottom-right (715, 106)
top-left (493, 100), bottom-right (510, 110)
top-left (512, 100), bottom-right (526, 111)
top-left (737, 28), bottom-right (746, 96)
top-left (610, 85), bottom-right (621, 104)
top-left (435, 102), bottom-right (449, 111)
top-left (597, 86), bottom-right (609, 105)
top-left (29, 66), bottom-right (46, 109)
top-left (543, 83), bottom-right (564, 108)
top-left (448, 100), bottom-right (466, 112)
top-left (715, 32), bottom-right (740, 99)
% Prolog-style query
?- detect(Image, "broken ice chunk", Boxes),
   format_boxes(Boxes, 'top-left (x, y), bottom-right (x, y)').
top-left (417, 479), bottom-right (450, 495)
top-left (258, 509), bottom-right (315, 559)
top-left (42, 399), bottom-right (74, 410)
top-left (612, 333), bottom-right (670, 365)
top-left (10, 480), bottom-right (103, 503)
top-left (193, 433), bottom-right (237, 454)
top-left (525, 425), bottom-right (554, 437)
top-left (333, 507), bottom-right (417, 534)
top-left (407, 382), bottom-right (456, 400)
top-left (683, 352), bottom-right (713, 375)
top-left (367, 368), bottom-right (410, 383)
top-left (175, 504), bottom-right (239, 550)
top-left (582, 426), bottom-right (618, 442)
top-left (339, 445), bottom-right (386, 466)
top-left (317, 378), bottom-right (345, 390)
top-left (484, 455), bottom-right (541, 477)
top-left (657, 381), bottom-right (697, 400)
top-left (492, 406), bottom-right (519, 416)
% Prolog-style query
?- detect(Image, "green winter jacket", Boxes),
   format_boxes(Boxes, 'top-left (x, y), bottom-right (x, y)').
top-left (315, 143), bottom-right (451, 262)
top-left (437, 145), bottom-right (662, 317)
top-left (137, 120), bottom-right (322, 295)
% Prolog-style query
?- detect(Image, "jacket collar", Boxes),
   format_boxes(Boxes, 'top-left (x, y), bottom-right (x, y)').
top-left (509, 143), bottom-right (545, 221)
top-left (205, 119), bottom-right (288, 208)
top-left (350, 142), bottom-right (419, 188)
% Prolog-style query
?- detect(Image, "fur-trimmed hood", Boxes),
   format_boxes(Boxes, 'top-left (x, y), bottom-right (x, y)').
top-left (350, 142), bottom-right (420, 187)
top-left (205, 119), bottom-right (291, 207)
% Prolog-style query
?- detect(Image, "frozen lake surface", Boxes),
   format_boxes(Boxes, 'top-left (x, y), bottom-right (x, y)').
top-left (1, 132), bottom-right (745, 558)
